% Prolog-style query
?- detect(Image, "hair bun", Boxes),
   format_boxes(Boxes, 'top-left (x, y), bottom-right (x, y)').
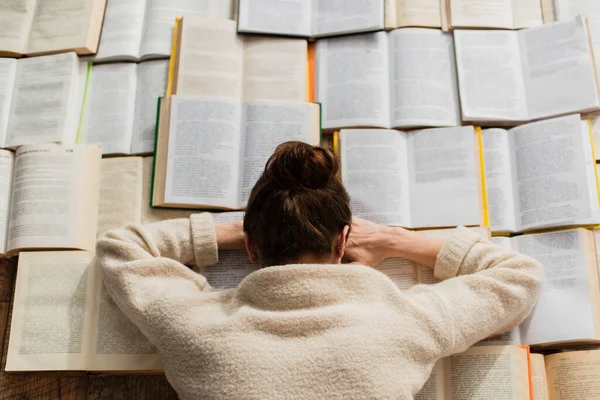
top-left (264, 141), bottom-right (339, 191)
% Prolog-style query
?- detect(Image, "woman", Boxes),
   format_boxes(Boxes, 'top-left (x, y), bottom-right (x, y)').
top-left (97, 142), bottom-right (542, 400)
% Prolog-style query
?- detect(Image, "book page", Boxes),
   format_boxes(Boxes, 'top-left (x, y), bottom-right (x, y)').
top-left (131, 59), bottom-right (168, 154)
top-left (415, 360), bottom-right (445, 400)
top-left (316, 32), bottom-right (390, 129)
top-left (388, 29), bottom-right (460, 128)
top-left (80, 63), bottom-right (137, 155)
top-left (7, 144), bottom-right (101, 254)
top-left (395, 0), bottom-right (441, 28)
top-left (530, 353), bottom-right (549, 400)
top-left (164, 97), bottom-right (242, 209)
top-left (97, 158), bottom-right (144, 236)
top-left (240, 102), bottom-right (314, 204)
top-left (521, 17), bottom-right (600, 120)
top-left (175, 17), bottom-right (243, 99)
top-left (444, 346), bottom-right (530, 399)
top-left (408, 127), bottom-right (480, 228)
top-left (25, 0), bottom-right (96, 54)
top-left (237, 0), bottom-right (312, 37)
top-left (376, 258), bottom-right (417, 290)
top-left (0, 0), bottom-right (34, 55)
top-left (482, 129), bottom-right (518, 232)
top-left (591, 113), bottom-right (600, 161)
top-left (450, 0), bottom-right (514, 28)
top-left (140, 0), bottom-right (233, 58)
top-left (545, 350), bottom-right (600, 400)
top-left (5, 251), bottom-right (95, 372)
top-left (0, 150), bottom-right (14, 255)
top-left (512, 115), bottom-right (594, 231)
top-left (5, 53), bottom-right (79, 148)
top-left (454, 30), bottom-right (528, 122)
top-left (515, 229), bottom-right (598, 345)
top-left (242, 37), bottom-right (307, 102)
top-left (554, 0), bottom-right (600, 56)
top-left (340, 129), bottom-right (411, 226)
top-left (94, 0), bottom-right (146, 61)
top-left (513, 0), bottom-right (544, 28)
top-left (0, 58), bottom-right (17, 146)
top-left (313, 0), bottom-right (384, 37)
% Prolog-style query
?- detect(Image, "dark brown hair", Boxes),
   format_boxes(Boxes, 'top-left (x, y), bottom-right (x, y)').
top-left (244, 141), bottom-right (351, 267)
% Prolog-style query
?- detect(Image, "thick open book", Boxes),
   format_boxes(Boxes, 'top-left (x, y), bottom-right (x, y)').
top-left (0, 53), bottom-right (87, 148)
top-left (93, 0), bottom-right (234, 62)
top-left (416, 345), bottom-right (532, 399)
top-left (152, 96), bottom-right (321, 210)
top-left (78, 60), bottom-right (169, 155)
top-left (455, 16), bottom-right (600, 125)
top-left (442, 0), bottom-right (543, 30)
top-left (488, 229), bottom-right (600, 347)
top-left (315, 30), bottom-right (460, 131)
top-left (0, 144), bottom-right (101, 257)
top-left (0, 0), bottom-right (106, 57)
top-left (169, 16), bottom-right (309, 103)
top-left (339, 128), bottom-right (484, 229)
top-left (482, 115), bottom-right (600, 233)
top-left (384, 0), bottom-right (442, 29)
top-left (236, 0), bottom-right (384, 39)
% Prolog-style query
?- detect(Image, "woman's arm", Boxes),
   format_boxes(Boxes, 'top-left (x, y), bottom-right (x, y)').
top-left (345, 219), bottom-right (543, 356)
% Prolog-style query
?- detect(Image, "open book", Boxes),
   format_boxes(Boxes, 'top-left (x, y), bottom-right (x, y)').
top-left (152, 96), bottom-right (321, 210)
top-left (0, 0), bottom-right (106, 57)
top-left (236, 0), bottom-right (384, 39)
top-left (169, 16), bottom-right (309, 103)
top-left (0, 53), bottom-right (87, 148)
top-left (0, 144), bottom-right (101, 257)
top-left (93, 0), bottom-right (234, 62)
top-left (315, 29), bottom-right (460, 131)
top-left (416, 345), bottom-right (532, 400)
top-left (443, 0), bottom-right (543, 30)
top-left (339, 128), bottom-right (484, 229)
top-left (489, 229), bottom-right (600, 347)
top-left (553, 0), bottom-right (600, 57)
top-left (385, 0), bottom-right (442, 29)
top-left (482, 115), bottom-right (600, 233)
top-left (78, 60), bottom-right (169, 155)
top-left (455, 16), bottom-right (600, 125)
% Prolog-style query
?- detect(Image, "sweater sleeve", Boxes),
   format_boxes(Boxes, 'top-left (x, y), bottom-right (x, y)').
top-left (404, 227), bottom-right (543, 357)
top-left (95, 213), bottom-right (218, 344)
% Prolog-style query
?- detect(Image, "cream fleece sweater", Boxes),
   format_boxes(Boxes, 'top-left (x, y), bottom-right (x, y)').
top-left (97, 213), bottom-right (543, 400)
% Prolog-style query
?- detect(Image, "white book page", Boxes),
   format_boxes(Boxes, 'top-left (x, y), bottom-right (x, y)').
top-left (240, 102), bottom-right (313, 204)
top-left (340, 129), bottom-right (411, 226)
top-left (521, 17), bottom-right (600, 120)
top-left (513, 0), bottom-right (544, 28)
top-left (97, 157), bottom-right (144, 237)
top-left (242, 37), bottom-right (307, 102)
top-left (7, 144), bottom-right (100, 253)
top-left (591, 114), bottom-right (600, 161)
top-left (0, 58), bottom-right (17, 147)
top-left (376, 258), bottom-right (417, 290)
top-left (237, 0), bottom-right (312, 37)
top-left (140, 0), bottom-right (233, 58)
top-left (513, 115), bottom-right (593, 231)
top-left (450, 0), bottom-right (514, 28)
top-left (6, 53), bottom-right (78, 148)
top-left (5, 251), bottom-right (95, 372)
top-left (316, 32), bottom-right (390, 129)
top-left (395, 0), bottom-right (441, 28)
top-left (131, 60), bottom-right (168, 154)
top-left (0, 0), bottom-right (35, 55)
top-left (313, 0), bottom-right (384, 37)
top-left (94, 0), bottom-right (146, 61)
top-left (80, 64), bottom-right (137, 155)
top-left (389, 29), bottom-right (460, 128)
top-left (164, 97), bottom-right (242, 209)
top-left (408, 127), bottom-right (480, 228)
top-left (0, 150), bottom-right (14, 255)
top-left (454, 30), bottom-right (528, 122)
top-left (482, 129), bottom-right (518, 233)
top-left (176, 17), bottom-right (243, 99)
top-left (516, 230), bottom-right (597, 345)
top-left (580, 121), bottom-right (600, 223)
top-left (415, 360), bottom-right (445, 400)
top-left (554, 0), bottom-right (600, 54)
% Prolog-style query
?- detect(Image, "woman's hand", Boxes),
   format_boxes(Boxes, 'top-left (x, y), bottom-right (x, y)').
top-left (343, 218), bottom-right (408, 267)
top-left (216, 220), bottom-right (246, 251)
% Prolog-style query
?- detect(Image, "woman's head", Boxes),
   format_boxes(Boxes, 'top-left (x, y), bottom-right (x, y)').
top-left (243, 141), bottom-right (352, 267)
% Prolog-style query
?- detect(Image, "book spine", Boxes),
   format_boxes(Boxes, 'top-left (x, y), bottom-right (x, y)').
top-left (166, 17), bottom-right (182, 97)
top-left (476, 127), bottom-right (490, 228)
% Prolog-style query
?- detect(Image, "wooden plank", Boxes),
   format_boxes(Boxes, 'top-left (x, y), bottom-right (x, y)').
top-left (0, 259), bottom-right (16, 302)
top-left (0, 374), bottom-right (87, 400)
top-left (86, 375), bottom-right (178, 400)
top-left (0, 303), bottom-right (10, 368)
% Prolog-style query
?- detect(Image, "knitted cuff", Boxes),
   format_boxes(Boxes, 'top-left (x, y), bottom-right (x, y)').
top-left (190, 213), bottom-right (218, 268)
top-left (433, 227), bottom-right (481, 281)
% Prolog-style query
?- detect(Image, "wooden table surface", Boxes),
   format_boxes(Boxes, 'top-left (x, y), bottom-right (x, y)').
top-left (0, 258), bottom-right (179, 400)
